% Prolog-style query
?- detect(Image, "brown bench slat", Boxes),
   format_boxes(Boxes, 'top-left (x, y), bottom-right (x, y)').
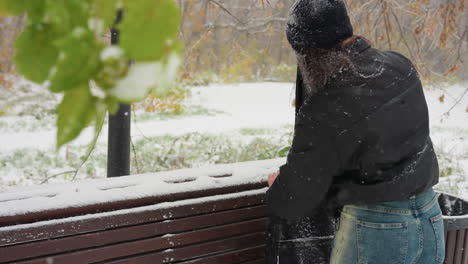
top-left (463, 229), bottom-right (468, 264)
top-left (106, 232), bottom-right (266, 264)
top-left (0, 205), bottom-right (267, 263)
top-left (446, 230), bottom-right (458, 264)
top-left (242, 259), bottom-right (266, 264)
top-left (19, 218), bottom-right (267, 264)
top-left (0, 182), bottom-right (266, 227)
top-left (455, 229), bottom-right (466, 264)
top-left (177, 245), bottom-right (265, 264)
top-left (0, 192), bottom-right (265, 247)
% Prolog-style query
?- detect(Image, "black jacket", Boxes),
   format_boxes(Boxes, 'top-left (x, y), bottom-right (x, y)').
top-left (266, 38), bottom-right (439, 220)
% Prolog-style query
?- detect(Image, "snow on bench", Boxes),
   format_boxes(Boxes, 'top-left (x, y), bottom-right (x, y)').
top-left (0, 158), bottom-right (284, 264)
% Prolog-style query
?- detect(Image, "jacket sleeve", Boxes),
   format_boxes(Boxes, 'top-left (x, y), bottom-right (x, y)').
top-left (265, 105), bottom-right (342, 220)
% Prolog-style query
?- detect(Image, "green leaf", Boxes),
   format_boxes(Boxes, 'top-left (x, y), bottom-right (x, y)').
top-left (95, 46), bottom-right (128, 90)
top-left (119, 0), bottom-right (181, 61)
top-left (109, 52), bottom-right (181, 103)
top-left (45, 0), bottom-right (90, 34)
top-left (109, 62), bottom-right (158, 102)
top-left (56, 85), bottom-right (97, 149)
top-left (0, 1), bottom-right (20, 15)
top-left (49, 29), bottom-right (103, 92)
top-left (90, 0), bottom-right (119, 32)
top-left (0, 0), bottom-right (45, 21)
top-left (71, 103), bottom-right (106, 179)
top-left (14, 23), bottom-right (59, 83)
top-left (105, 96), bottom-right (119, 114)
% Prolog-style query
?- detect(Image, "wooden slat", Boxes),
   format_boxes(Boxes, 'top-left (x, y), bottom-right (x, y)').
top-left (242, 259), bottom-right (265, 264)
top-left (177, 245), bottom-right (265, 264)
top-left (455, 229), bottom-right (466, 264)
top-left (446, 230), bottom-right (458, 264)
top-left (0, 192), bottom-right (265, 247)
top-left (106, 232), bottom-right (266, 264)
top-left (0, 205), bottom-right (267, 263)
top-left (462, 229), bottom-right (468, 264)
top-left (19, 218), bottom-right (268, 264)
top-left (0, 182), bottom-right (266, 227)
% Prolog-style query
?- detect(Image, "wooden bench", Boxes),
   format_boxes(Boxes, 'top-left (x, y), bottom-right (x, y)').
top-left (1, 158), bottom-right (467, 263)
top-left (0, 158), bottom-right (283, 263)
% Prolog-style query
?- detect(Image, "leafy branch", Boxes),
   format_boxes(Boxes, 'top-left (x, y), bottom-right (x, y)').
top-left (0, 0), bottom-right (183, 149)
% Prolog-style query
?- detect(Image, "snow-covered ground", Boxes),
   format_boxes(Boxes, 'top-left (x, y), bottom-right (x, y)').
top-left (0, 81), bottom-right (467, 197)
top-left (0, 82), bottom-right (296, 151)
top-left (424, 83), bottom-right (468, 197)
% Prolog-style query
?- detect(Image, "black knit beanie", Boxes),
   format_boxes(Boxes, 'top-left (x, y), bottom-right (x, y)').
top-left (286, 0), bottom-right (354, 54)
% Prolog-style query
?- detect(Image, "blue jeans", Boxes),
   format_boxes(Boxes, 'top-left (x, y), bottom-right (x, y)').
top-left (330, 188), bottom-right (445, 264)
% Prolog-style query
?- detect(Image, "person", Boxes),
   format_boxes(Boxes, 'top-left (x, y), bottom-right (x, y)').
top-left (265, 68), bottom-right (339, 264)
top-left (266, 0), bottom-right (445, 263)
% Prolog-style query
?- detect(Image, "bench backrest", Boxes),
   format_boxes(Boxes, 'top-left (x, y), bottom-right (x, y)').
top-left (0, 159), bottom-right (282, 263)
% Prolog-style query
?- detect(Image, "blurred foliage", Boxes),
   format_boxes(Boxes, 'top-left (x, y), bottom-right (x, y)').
top-left (178, 0), bottom-right (467, 84)
top-left (2, 0), bottom-right (466, 88)
top-left (0, 104), bottom-right (10, 117)
top-left (181, 71), bottom-right (218, 86)
top-left (0, 0), bottom-right (182, 148)
top-left (438, 152), bottom-right (464, 178)
top-left (134, 83), bottom-right (190, 114)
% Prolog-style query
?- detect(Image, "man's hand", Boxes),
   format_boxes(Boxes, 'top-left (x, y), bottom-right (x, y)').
top-left (267, 170), bottom-right (280, 187)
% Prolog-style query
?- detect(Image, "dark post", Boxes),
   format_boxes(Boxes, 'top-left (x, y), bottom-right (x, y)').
top-left (107, 9), bottom-right (131, 177)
